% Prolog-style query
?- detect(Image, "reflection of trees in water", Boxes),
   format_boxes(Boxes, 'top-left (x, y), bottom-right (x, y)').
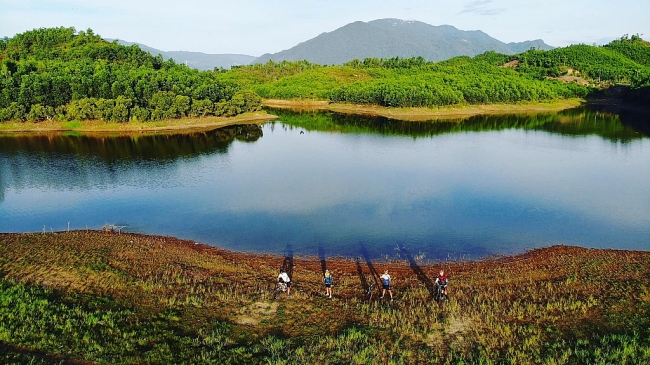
top-left (0, 164), bottom-right (6, 203)
top-left (583, 103), bottom-right (650, 136)
top-left (0, 124), bottom-right (263, 163)
top-left (266, 106), bottom-right (648, 143)
top-left (0, 124), bottom-right (263, 195)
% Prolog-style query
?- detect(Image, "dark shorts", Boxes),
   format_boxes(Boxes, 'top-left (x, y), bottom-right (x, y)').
top-left (279, 280), bottom-right (291, 288)
top-left (382, 284), bottom-right (391, 290)
top-left (325, 283), bottom-right (332, 288)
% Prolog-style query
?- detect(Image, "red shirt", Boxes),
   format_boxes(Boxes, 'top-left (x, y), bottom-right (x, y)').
top-left (437, 274), bottom-right (448, 285)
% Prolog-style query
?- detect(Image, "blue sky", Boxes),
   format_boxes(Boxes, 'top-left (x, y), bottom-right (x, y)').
top-left (1, 0), bottom-right (648, 56)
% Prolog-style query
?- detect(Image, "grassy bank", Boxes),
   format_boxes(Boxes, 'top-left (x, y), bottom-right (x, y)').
top-left (263, 98), bottom-right (585, 121)
top-left (0, 99), bottom-right (588, 134)
top-left (1, 231), bottom-right (649, 364)
top-left (0, 111), bottom-right (277, 135)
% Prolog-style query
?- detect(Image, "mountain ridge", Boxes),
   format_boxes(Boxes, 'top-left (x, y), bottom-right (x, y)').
top-left (105, 39), bottom-right (257, 70)
top-left (109, 18), bottom-right (555, 69)
top-left (254, 18), bottom-right (554, 65)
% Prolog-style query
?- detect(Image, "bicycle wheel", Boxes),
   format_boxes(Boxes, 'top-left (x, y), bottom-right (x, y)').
top-left (273, 284), bottom-right (281, 299)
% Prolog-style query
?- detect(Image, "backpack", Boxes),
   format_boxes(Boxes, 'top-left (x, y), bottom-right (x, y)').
top-left (325, 275), bottom-right (333, 285)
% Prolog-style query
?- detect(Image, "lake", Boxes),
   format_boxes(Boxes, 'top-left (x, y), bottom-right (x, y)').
top-left (1, 106), bottom-right (649, 261)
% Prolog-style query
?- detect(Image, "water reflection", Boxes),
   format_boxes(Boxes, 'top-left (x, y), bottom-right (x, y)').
top-left (0, 125), bottom-right (263, 196)
top-left (266, 105), bottom-right (648, 142)
top-left (0, 124), bottom-right (263, 163)
top-left (1, 111), bottom-right (648, 260)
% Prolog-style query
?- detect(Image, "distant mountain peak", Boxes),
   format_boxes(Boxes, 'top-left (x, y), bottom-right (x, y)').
top-left (254, 19), bottom-right (553, 65)
top-left (105, 39), bottom-right (257, 70)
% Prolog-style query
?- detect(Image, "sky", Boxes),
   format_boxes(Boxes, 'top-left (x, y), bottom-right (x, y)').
top-left (1, 0), bottom-right (649, 56)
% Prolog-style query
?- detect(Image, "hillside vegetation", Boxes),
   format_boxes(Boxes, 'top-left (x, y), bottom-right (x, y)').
top-left (0, 27), bottom-right (261, 123)
top-left (222, 34), bottom-right (650, 107)
top-left (2, 29), bottom-right (649, 124)
top-left (0, 232), bottom-right (649, 364)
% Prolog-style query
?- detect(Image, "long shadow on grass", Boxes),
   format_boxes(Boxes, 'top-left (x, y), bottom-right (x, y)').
top-left (358, 243), bottom-right (380, 297)
top-left (318, 243), bottom-right (327, 275)
top-left (355, 258), bottom-right (371, 296)
top-left (280, 244), bottom-right (294, 280)
top-left (399, 245), bottom-right (436, 299)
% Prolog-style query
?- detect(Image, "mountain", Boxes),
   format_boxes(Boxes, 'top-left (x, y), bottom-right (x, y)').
top-left (107, 39), bottom-right (257, 70)
top-left (253, 18), bottom-right (554, 65)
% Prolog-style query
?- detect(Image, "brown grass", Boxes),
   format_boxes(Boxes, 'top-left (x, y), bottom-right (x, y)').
top-left (1, 231), bottom-right (649, 362)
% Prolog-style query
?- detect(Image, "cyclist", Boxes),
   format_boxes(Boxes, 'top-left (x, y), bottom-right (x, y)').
top-left (379, 270), bottom-right (393, 301)
top-left (278, 271), bottom-right (291, 297)
top-left (435, 269), bottom-right (448, 299)
top-left (324, 269), bottom-right (333, 298)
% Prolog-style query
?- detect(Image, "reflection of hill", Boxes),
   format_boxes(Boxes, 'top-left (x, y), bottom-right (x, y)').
top-left (266, 107), bottom-right (647, 143)
top-left (0, 125), bottom-right (263, 198)
top-left (0, 125), bottom-right (263, 163)
top-left (0, 170), bottom-right (5, 203)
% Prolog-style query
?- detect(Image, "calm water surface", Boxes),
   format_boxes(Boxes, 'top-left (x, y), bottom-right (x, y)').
top-left (1, 107), bottom-right (649, 261)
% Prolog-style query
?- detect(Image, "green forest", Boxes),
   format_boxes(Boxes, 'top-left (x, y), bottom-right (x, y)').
top-left (219, 34), bottom-right (650, 107)
top-left (0, 27), bottom-right (262, 123)
top-left (1, 28), bottom-right (649, 123)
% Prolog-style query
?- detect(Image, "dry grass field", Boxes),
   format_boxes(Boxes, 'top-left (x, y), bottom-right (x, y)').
top-left (0, 231), bottom-right (649, 364)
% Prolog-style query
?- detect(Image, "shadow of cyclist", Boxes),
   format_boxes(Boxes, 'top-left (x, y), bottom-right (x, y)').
top-left (398, 245), bottom-right (436, 299)
top-left (358, 242), bottom-right (381, 297)
top-left (280, 243), bottom-right (294, 279)
top-left (318, 242), bottom-right (327, 275)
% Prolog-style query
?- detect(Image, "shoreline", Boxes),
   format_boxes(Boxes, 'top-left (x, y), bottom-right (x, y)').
top-left (1, 230), bottom-right (649, 363)
top-left (0, 111), bottom-right (278, 135)
top-left (263, 98), bottom-right (586, 121)
top-left (0, 99), bottom-right (588, 134)
top-left (2, 229), bottom-right (648, 268)
top-left (2, 98), bottom-right (648, 135)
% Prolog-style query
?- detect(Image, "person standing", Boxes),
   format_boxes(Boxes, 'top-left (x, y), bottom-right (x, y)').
top-left (380, 270), bottom-right (393, 301)
top-left (324, 269), bottom-right (333, 299)
top-left (278, 271), bottom-right (291, 297)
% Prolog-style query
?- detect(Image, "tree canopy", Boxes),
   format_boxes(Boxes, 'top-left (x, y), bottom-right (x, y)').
top-left (2, 28), bottom-right (649, 122)
top-left (219, 36), bottom-right (650, 107)
top-left (0, 27), bottom-right (261, 122)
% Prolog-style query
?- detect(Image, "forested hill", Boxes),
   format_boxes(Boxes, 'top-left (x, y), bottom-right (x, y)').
top-left (253, 19), bottom-right (554, 65)
top-left (0, 27), bottom-right (261, 123)
top-left (221, 35), bottom-right (650, 108)
top-left (1, 28), bottom-right (649, 123)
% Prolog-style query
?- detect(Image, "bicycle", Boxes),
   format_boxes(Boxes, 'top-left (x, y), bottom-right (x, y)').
top-left (434, 283), bottom-right (448, 302)
top-left (273, 281), bottom-right (288, 299)
top-left (366, 281), bottom-right (375, 299)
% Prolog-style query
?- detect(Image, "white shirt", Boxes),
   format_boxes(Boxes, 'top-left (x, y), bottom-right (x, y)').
top-left (381, 273), bottom-right (391, 283)
top-left (278, 272), bottom-right (290, 282)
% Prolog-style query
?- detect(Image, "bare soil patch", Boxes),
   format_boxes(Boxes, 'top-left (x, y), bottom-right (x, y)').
top-left (548, 75), bottom-right (590, 86)
top-left (235, 301), bottom-right (279, 326)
